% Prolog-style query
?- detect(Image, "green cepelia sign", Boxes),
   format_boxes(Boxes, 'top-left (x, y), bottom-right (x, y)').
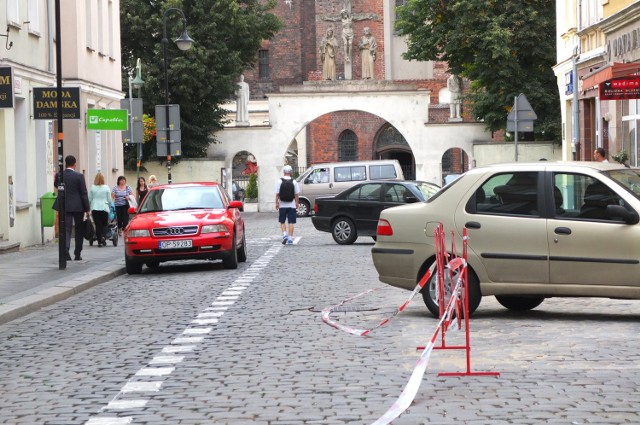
top-left (86, 109), bottom-right (129, 130)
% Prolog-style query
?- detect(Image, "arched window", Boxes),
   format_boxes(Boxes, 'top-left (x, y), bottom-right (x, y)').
top-left (339, 130), bottom-right (358, 161)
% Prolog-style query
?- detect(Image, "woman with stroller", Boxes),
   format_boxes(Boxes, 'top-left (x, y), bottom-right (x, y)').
top-left (112, 176), bottom-right (133, 236)
top-left (89, 172), bottom-right (111, 247)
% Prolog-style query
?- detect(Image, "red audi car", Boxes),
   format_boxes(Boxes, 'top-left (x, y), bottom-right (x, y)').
top-left (124, 182), bottom-right (246, 274)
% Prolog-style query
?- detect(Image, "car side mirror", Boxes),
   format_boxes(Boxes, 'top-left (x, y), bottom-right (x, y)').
top-left (606, 204), bottom-right (639, 224)
top-left (404, 196), bottom-right (419, 203)
top-left (127, 206), bottom-right (137, 215)
top-left (229, 200), bottom-right (243, 209)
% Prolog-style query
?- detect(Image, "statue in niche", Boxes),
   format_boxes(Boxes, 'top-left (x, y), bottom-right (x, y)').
top-left (320, 27), bottom-right (338, 80)
top-left (236, 74), bottom-right (249, 125)
top-left (447, 74), bottom-right (462, 119)
top-left (358, 27), bottom-right (377, 79)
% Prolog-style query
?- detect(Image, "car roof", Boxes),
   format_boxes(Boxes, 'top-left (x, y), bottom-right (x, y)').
top-left (468, 161), bottom-right (630, 175)
top-left (149, 182), bottom-right (220, 190)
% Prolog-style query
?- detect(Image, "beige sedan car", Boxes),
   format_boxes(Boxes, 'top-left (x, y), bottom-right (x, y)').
top-left (372, 162), bottom-right (640, 317)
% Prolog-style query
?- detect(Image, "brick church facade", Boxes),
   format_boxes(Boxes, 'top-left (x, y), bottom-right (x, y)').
top-left (240, 0), bottom-right (468, 179)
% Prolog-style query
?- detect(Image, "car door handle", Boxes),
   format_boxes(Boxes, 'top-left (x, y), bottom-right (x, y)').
top-left (465, 221), bottom-right (481, 229)
top-left (554, 227), bottom-right (571, 235)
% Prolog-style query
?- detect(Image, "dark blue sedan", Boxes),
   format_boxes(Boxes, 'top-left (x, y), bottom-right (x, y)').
top-left (311, 180), bottom-right (440, 244)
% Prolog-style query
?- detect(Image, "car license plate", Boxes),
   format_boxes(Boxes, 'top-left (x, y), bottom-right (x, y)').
top-left (159, 240), bottom-right (193, 249)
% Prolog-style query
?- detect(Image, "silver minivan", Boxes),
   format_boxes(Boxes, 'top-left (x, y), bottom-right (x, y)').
top-left (295, 160), bottom-right (405, 216)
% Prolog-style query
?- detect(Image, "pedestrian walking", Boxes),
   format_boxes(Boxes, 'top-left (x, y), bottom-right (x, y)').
top-left (136, 176), bottom-right (149, 205)
top-left (275, 165), bottom-right (300, 245)
top-left (112, 176), bottom-right (133, 236)
top-left (55, 155), bottom-right (90, 261)
top-left (594, 147), bottom-right (609, 163)
top-left (89, 172), bottom-right (111, 247)
top-left (148, 174), bottom-right (159, 188)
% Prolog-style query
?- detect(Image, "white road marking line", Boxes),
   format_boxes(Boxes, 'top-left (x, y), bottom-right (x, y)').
top-left (191, 318), bottom-right (218, 325)
top-left (87, 243), bottom-right (284, 423)
top-left (104, 399), bottom-right (148, 410)
top-left (86, 418), bottom-right (133, 424)
top-left (136, 367), bottom-right (175, 376)
top-left (172, 337), bottom-right (203, 344)
top-left (162, 345), bottom-right (195, 353)
top-left (150, 355), bottom-right (185, 364)
top-left (122, 382), bottom-right (163, 392)
top-left (211, 301), bottom-right (235, 306)
top-left (198, 312), bottom-right (224, 318)
top-left (182, 328), bottom-right (212, 335)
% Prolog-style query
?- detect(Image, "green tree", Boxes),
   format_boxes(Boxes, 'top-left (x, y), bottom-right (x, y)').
top-left (396, 0), bottom-right (560, 141)
top-left (120, 0), bottom-right (281, 168)
top-left (245, 173), bottom-right (258, 199)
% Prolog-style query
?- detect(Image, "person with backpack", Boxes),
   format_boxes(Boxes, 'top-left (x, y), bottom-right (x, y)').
top-left (275, 165), bottom-right (300, 245)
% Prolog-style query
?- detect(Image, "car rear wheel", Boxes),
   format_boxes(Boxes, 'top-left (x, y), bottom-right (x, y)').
top-left (421, 263), bottom-right (481, 318)
top-left (297, 200), bottom-right (310, 217)
top-left (125, 255), bottom-right (143, 275)
top-left (237, 231), bottom-right (247, 263)
top-left (331, 217), bottom-right (357, 245)
top-left (495, 295), bottom-right (544, 311)
top-left (223, 234), bottom-right (239, 269)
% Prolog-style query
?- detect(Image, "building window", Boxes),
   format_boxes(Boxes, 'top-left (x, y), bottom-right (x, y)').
top-left (7, 0), bottom-right (19, 25)
top-left (108, 0), bottom-right (114, 58)
top-left (27, 0), bottom-right (40, 34)
top-left (86, 0), bottom-right (93, 50)
top-left (259, 50), bottom-right (269, 80)
top-left (97, 0), bottom-right (104, 54)
top-left (339, 130), bottom-right (358, 162)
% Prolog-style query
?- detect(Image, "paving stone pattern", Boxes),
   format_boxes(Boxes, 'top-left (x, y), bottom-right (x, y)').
top-left (1, 213), bottom-right (640, 424)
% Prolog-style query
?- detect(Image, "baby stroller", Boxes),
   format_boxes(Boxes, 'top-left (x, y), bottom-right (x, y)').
top-left (88, 205), bottom-right (119, 247)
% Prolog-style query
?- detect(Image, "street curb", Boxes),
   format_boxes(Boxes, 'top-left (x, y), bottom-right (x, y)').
top-left (0, 265), bottom-right (126, 326)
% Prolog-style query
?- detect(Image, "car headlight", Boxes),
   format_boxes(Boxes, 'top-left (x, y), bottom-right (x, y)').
top-left (201, 224), bottom-right (229, 234)
top-left (127, 229), bottom-right (150, 237)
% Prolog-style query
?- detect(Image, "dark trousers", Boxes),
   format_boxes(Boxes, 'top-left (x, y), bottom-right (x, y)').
top-left (65, 211), bottom-right (86, 256)
top-left (92, 210), bottom-right (108, 243)
top-left (115, 205), bottom-right (129, 231)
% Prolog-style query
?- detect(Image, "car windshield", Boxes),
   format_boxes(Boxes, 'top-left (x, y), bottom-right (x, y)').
top-left (605, 168), bottom-right (640, 199)
top-left (139, 186), bottom-right (224, 212)
top-left (414, 182), bottom-right (440, 200)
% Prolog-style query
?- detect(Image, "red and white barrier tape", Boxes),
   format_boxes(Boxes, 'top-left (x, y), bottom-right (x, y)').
top-left (371, 274), bottom-right (463, 425)
top-left (321, 262), bottom-right (436, 336)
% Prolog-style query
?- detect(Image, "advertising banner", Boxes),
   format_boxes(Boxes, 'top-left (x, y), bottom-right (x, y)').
top-left (599, 76), bottom-right (640, 100)
top-left (0, 67), bottom-right (14, 109)
top-left (87, 109), bottom-right (128, 130)
top-left (33, 87), bottom-right (81, 119)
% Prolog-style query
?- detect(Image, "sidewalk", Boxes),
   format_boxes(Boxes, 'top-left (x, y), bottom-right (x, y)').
top-left (0, 239), bottom-right (125, 325)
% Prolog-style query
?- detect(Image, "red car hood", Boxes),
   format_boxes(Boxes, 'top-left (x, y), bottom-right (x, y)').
top-left (129, 209), bottom-right (230, 228)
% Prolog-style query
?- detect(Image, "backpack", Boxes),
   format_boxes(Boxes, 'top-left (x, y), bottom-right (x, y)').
top-left (279, 178), bottom-right (295, 202)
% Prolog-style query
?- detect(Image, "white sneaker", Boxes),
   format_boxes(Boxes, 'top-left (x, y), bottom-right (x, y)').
top-left (287, 238), bottom-right (294, 245)
top-left (281, 234), bottom-right (288, 244)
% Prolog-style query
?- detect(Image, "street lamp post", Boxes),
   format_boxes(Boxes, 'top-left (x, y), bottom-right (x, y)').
top-left (161, 8), bottom-right (194, 184)
top-left (129, 59), bottom-right (144, 179)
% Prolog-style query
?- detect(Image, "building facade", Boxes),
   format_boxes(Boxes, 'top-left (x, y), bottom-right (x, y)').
top-left (0, 0), bottom-right (123, 249)
top-left (236, 0), bottom-right (470, 180)
top-left (555, 0), bottom-right (640, 163)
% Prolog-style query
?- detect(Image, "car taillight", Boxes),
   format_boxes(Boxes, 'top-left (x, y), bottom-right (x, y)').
top-left (313, 204), bottom-right (319, 214)
top-left (377, 219), bottom-right (393, 236)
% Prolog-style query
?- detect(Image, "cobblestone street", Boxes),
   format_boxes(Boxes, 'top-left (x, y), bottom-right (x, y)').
top-left (1, 213), bottom-right (640, 424)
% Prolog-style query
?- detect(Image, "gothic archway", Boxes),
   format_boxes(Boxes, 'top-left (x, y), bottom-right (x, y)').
top-left (374, 124), bottom-right (415, 180)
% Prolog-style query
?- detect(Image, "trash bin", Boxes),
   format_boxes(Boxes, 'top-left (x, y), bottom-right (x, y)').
top-left (41, 192), bottom-right (57, 227)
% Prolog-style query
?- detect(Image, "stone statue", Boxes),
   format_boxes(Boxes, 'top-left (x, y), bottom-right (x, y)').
top-left (236, 74), bottom-right (249, 125)
top-left (320, 27), bottom-right (338, 80)
top-left (447, 74), bottom-right (462, 119)
top-left (358, 27), bottom-right (377, 79)
top-left (321, 9), bottom-right (376, 64)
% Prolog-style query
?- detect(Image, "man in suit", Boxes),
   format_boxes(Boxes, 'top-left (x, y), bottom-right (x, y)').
top-left (56, 155), bottom-right (91, 261)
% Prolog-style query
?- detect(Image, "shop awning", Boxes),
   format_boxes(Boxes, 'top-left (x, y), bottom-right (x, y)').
top-left (581, 62), bottom-right (640, 90)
